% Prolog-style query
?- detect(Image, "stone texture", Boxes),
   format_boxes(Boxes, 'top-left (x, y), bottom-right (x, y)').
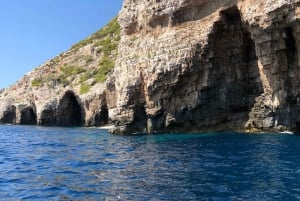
top-left (1, 0), bottom-right (300, 134)
top-left (107, 0), bottom-right (300, 134)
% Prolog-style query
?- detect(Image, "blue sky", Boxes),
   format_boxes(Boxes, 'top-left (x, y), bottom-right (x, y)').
top-left (0, 0), bottom-right (123, 89)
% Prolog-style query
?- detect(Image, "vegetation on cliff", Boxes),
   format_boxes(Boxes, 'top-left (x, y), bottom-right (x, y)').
top-left (30, 17), bottom-right (120, 93)
top-left (71, 17), bottom-right (120, 51)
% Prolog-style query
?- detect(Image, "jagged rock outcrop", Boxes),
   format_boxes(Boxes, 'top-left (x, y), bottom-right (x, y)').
top-left (107, 0), bottom-right (300, 134)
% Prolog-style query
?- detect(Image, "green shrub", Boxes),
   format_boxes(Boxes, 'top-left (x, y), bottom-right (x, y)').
top-left (61, 65), bottom-right (86, 76)
top-left (99, 55), bottom-right (115, 70)
top-left (115, 34), bottom-right (121, 41)
top-left (47, 74), bottom-right (69, 86)
top-left (31, 78), bottom-right (42, 87)
top-left (71, 38), bottom-right (93, 50)
top-left (65, 17), bottom-right (120, 85)
top-left (80, 83), bottom-right (91, 94)
top-left (93, 17), bottom-right (120, 39)
top-left (57, 75), bottom-right (69, 86)
top-left (94, 56), bottom-right (115, 83)
top-left (79, 72), bottom-right (92, 83)
top-left (85, 55), bottom-right (94, 64)
top-left (71, 17), bottom-right (120, 51)
top-left (94, 73), bottom-right (107, 83)
top-left (94, 39), bottom-right (118, 56)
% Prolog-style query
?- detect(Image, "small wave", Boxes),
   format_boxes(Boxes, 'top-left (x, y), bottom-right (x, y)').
top-left (84, 125), bottom-right (114, 130)
top-left (99, 125), bottom-right (114, 129)
top-left (279, 131), bottom-right (294, 134)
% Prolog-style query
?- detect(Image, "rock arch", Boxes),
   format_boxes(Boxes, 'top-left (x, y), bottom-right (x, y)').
top-left (20, 106), bottom-right (37, 125)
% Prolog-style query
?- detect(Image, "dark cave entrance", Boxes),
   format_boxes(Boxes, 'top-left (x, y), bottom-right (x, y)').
top-left (94, 105), bottom-right (109, 127)
top-left (40, 91), bottom-right (83, 127)
top-left (1, 105), bottom-right (16, 124)
top-left (40, 107), bottom-right (55, 126)
top-left (20, 106), bottom-right (37, 125)
top-left (56, 91), bottom-right (83, 127)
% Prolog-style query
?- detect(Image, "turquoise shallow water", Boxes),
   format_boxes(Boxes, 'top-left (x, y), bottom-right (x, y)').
top-left (0, 125), bottom-right (300, 200)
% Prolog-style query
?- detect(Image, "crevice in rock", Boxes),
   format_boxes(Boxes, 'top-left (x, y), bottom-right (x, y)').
top-left (94, 94), bottom-right (109, 127)
top-left (243, 32), bottom-right (257, 62)
top-left (220, 6), bottom-right (241, 24)
top-left (284, 27), bottom-right (297, 68)
top-left (1, 105), bottom-right (16, 124)
top-left (149, 14), bottom-right (170, 28)
top-left (121, 73), bottom-right (148, 133)
top-left (172, 4), bottom-right (207, 25)
top-left (172, 0), bottom-right (238, 26)
top-left (94, 105), bottom-right (109, 126)
top-left (128, 104), bottom-right (148, 133)
top-left (125, 21), bottom-right (138, 35)
top-left (20, 106), bottom-right (37, 125)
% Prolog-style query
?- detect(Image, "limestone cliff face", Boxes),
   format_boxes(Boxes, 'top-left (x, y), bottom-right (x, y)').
top-left (1, 1), bottom-right (300, 134)
top-left (0, 18), bottom-right (119, 127)
top-left (108, 0), bottom-right (300, 133)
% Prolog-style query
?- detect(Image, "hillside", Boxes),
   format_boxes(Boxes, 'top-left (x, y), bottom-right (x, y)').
top-left (0, 17), bottom-right (120, 127)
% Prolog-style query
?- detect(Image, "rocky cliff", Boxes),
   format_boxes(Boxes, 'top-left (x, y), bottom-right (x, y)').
top-left (0, 18), bottom-right (120, 127)
top-left (108, 0), bottom-right (300, 134)
top-left (1, 0), bottom-right (300, 134)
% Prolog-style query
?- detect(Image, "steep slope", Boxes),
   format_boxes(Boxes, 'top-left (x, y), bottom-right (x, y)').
top-left (0, 18), bottom-right (120, 127)
top-left (107, 0), bottom-right (300, 134)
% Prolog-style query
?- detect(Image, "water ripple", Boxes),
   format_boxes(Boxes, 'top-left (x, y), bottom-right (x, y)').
top-left (0, 126), bottom-right (300, 200)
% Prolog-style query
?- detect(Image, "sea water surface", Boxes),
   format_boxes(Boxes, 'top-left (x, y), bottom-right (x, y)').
top-left (0, 125), bottom-right (300, 200)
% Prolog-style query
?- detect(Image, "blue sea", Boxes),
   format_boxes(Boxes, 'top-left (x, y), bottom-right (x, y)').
top-left (0, 125), bottom-right (300, 200)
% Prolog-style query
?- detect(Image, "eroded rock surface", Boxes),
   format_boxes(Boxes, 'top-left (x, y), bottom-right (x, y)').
top-left (107, 0), bottom-right (300, 134)
top-left (1, 0), bottom-right (300, 134)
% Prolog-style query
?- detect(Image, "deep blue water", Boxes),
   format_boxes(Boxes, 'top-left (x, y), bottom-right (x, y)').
top-left (0, 126), bottom-right (300, 200)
